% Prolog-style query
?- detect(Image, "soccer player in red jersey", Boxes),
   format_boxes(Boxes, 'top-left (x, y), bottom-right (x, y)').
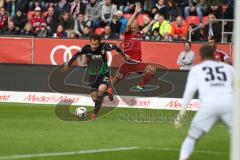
top-left (107, 3), bottom-right (157, 99)
top-left (208, 37), bottom-right (232, 64)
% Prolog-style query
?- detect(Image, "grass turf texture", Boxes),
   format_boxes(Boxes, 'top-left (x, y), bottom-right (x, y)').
top-left (0, 103), bottom-right (230, 160)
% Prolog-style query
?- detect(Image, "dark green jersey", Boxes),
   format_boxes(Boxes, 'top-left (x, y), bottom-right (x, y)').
top-left (67, 42), bottom-right (124, 76)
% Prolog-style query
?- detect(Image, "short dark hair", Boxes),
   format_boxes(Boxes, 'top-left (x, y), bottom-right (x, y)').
top-left (184, 41), bottom-right (191, 47)
top-left (199, 44), bottom-right (215, 60)
top-left (208, 37), bottom-right (216, 42)
top-left (90, 34), bottom-right (101, 42)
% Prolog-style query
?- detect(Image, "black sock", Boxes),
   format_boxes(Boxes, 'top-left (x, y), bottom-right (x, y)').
top-left (93, 96), bottom-right (103, 115)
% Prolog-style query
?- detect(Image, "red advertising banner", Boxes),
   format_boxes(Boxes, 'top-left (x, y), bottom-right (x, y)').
top-left (0, 37), bottom-right (231, 69)
top-left (142, 42), bottom-right (231, 69)
top-left (34, 38), bottom-right (122, 67)
top-left (0, 37), bottom-right (32, 64)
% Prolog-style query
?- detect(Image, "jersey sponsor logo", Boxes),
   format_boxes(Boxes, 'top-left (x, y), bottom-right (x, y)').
top-left (50, 45), bottom-right (113, 66)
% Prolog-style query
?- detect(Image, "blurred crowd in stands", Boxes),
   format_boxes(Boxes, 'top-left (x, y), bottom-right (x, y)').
top-left (0, 0), bottom-right (235, 42)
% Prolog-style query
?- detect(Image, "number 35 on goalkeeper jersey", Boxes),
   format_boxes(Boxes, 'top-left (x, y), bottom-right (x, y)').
top-left (182, 60), bottom-right (234, 132)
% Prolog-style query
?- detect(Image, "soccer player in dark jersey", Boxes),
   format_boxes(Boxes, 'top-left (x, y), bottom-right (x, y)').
top-left (208, 37), bottom-right (232, 64)
top-left (63, 34), bottom-right (129, 120)
top-left (108, 2), bottom-right (157, 98)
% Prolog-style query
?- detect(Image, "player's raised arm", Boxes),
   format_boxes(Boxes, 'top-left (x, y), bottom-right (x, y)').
top-left (175, 69), bottom-right (198, 128)
top-left (62, 50), bottom-right (85, 72)
top-left (125, 2), bottom-right (141, 33)
top-left (104, 43), bottom-right (131, 61)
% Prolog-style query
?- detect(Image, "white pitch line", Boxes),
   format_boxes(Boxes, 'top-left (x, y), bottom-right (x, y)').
top-left (145, 147), bottom-right (229, 155)
top-left (0, 147), bottom-right (140, 160)
top-left (0, 146), bottom-right (229, 160)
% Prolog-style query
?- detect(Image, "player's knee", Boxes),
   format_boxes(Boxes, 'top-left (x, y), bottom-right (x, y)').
top-left (188, 126), bottom-right (205, 141)
top-left (97, 90), bottom-right (105, 98)
top-left (92, 97), bottom-right (97, 102)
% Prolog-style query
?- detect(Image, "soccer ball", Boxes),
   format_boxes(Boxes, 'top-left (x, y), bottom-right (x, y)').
top-left (75, 107), bottom-right (87, 119)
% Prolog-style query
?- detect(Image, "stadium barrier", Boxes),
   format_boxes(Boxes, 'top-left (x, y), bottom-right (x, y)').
top-left (0, 64), bottom-right (199, 110)
top-left (0, 37), bottom-right (232, 69)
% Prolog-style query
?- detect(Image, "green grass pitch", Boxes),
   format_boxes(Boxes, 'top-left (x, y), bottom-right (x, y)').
top-left (0, 103), bottom-right (230, 160)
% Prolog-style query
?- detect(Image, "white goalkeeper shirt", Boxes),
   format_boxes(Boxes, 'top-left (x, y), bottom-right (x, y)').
top-left (182, 60), bottom-right (234, 106)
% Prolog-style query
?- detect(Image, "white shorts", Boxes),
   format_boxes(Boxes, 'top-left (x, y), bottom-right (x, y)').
top-left (189, 98), bottom-right (232, 138)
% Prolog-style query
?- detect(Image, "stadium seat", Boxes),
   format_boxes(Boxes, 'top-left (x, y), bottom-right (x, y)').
top-left (137, 14), bottom-right (149, 27)
top-left (95, 28), bottom-right (104, 35)
top-left (186, 16), bottom-right (200, 25)
top-left (123, 14), bottom-right (132, 20)
top-left (202, 16), bottom-right (209, 25)
top-left (27, 11), bottom-right (34, 21)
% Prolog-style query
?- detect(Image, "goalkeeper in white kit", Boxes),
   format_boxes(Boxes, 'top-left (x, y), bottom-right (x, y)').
top-left (175, 45), bottom-right (234, 160)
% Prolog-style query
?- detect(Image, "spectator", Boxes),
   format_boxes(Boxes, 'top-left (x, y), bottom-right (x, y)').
top-left (74, 13), bottom-right (89, 37)
top-left (166, 0), bottom-right (182, 22)
top-left (102, 25), bottom-right (116, 39)
top-left (59, 11), bottom-right (74, 30)
top-left (84, 0), bottom-right (101, 31)
top-left (124, 0), bottom-right (144, 13)
top-left (6, 0), bottom-right (18, 17)
top-left (123, 1), bottom-right (135, 14)
top-left (70, 0), bottom-right (86, 19)
top-left (56, 0), bottom-right (71, 15)
top-left (46, 1), bottom-right (56, 9)
top-left (221, 0), bottom-right (234, 20)
top-left (202, 13), bottom-right (222, 42)
top-left (29, 0), bottom-right (43, 11)
top-left (31, 7), bottom-right (45, 33)
top-left (184, 0), bottom-right (207, 22)
top-left (45, 6), bottom-right (59, 36)
top-left (150, 0), bottom-right (167, 19)
top-left (101, 0), bottom-right (117, 26)
top-left (21, 22), bottom-right (35, 36)
top-left (174, 0), bottom-right (189, 16)
top-left (80, 25), bottom-right (90, 38)
top-left (171, 16), bottom-right (188, 41)
top-left (36, 23), bottom-right (51, 37)
top-left (221, 0), bottom-right (234, 42)
top-left (177, 41), bottom-right (195, 70)
top-left (109, 14), bottom-right (121, 38)
top-left (68, 30), bottom-right (77, 38)
top-left (150, 28), bottom-right (161, 41)
top-left (2, 21), bottom-right (18, 35)
top-left (152, 14), bottom-right (172, 41)
top-left (17, 0), bottom-right (30, 14)
top-left (54, 24), bottom-right (67, 38)
top-left (13, 10), bottom-right (28, 31)
top-left (0, 7), bottom-right (8, 33)
top-left (189, 23), bottom-right (201, 41)
top-left (204, 2), bottom-right (222, 19)
top-left (112, 0), bottom-right (127, 11)
top-left (116, 10), bottom-right (127, 34)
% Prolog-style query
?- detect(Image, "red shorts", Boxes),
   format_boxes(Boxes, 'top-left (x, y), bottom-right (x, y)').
top-left (116, 62), bottom-right (148, 79)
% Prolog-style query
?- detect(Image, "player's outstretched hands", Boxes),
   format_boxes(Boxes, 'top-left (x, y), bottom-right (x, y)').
top-left (134, 2), bottom-right (142, 14)
top-left (62, 65), bottom-right (70, 72)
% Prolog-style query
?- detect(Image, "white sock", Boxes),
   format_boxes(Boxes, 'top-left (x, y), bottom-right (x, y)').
top-left (179, 137), bottom-right (196, 160)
